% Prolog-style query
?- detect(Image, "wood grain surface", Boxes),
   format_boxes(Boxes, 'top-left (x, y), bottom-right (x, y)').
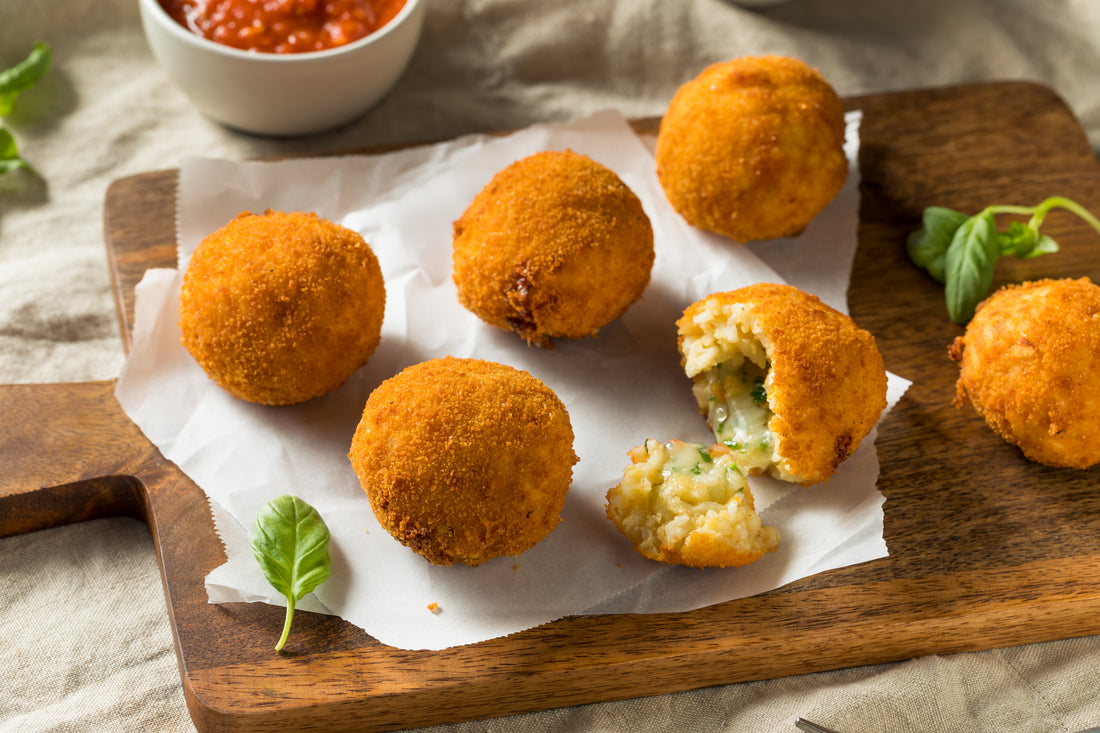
top-left (4, 81), bottom-right (1100, 732)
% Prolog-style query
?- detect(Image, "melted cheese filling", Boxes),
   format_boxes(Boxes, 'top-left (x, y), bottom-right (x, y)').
top-left (625, 439), bottom-right (750, 547)
top-left (693, 360), bottom-right (773, 473)
top-left (681, 300), bottom-right (782, 477)
top-left (655, 438), bottom-right (745, 498)
top-left (606, 438), bottom-right (780, 567)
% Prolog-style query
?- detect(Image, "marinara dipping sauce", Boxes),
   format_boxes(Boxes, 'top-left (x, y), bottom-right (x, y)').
top-left (158, 0), bottom-right (407, 54)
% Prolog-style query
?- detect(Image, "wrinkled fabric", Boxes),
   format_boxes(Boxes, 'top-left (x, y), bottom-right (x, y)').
top-left (3, 0), bottom-right (1100, 730)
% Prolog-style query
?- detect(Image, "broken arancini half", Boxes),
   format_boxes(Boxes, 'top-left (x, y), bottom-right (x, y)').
top-left (676, 282), bottom-right (888, 487)
top-left (605, 438), bottom-right (780, 568)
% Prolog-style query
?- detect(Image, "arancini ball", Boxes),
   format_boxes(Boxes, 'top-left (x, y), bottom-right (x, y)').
top-left (179, 210), bottom-right (386, 405)
top-left (949, 277), bottom-right (1100, 469)
top-left (348, 356), bottom-right (578, 566)
top-left (655, 55), bottom-right (848, 243)
top-left (677, 282), bottom-right (887, 486)
top-left (605, 438), bottom-right (780, 568)
top-left (452, 149), bottom-right (655, 347)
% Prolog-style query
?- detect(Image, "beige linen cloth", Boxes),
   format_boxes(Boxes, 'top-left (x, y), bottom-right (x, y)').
top-left (2, 0), bottom-right (1099, 730)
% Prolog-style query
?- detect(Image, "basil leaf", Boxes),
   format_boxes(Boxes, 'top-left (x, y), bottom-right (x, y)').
top-left (997, 220), bottom-right (1037, 257)
top-left (907, 206), bottom-right (968, 284)
top-left (0, 42), bottom-right (52, 117)
top-left (1021, 233), bottom-right (1059, 259)
top-left (911, 196), bottom-right (1097, 325)
top-left (944, 210), bottom-right (1000, 324)
top-left (0, 128), bottom-right (29, 174)
top-left (251, 494), bottom-right (332, 652)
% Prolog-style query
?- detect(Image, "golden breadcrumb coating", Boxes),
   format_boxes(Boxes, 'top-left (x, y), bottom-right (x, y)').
top-left (655, 54), bottom-right (848, 243)
top-left (606, 438), bottom-right (780, 568)
top-left (452, 149), bottom-right (655, 347)
top-left (179, 210), bottom-right (385, 405)
top-left (677, 283), bottom-right (887, 486)
top-left (348, 356), bottom-right (578, 566)
top-left (949, 277), bottom-right (1100, 469)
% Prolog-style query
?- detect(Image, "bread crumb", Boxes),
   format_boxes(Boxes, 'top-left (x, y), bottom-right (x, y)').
top-left (426, 602), bottom-right (442, 615)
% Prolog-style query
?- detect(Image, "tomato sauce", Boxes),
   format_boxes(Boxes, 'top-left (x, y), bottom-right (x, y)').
top-left (158, 0), bottom-right (408, 54)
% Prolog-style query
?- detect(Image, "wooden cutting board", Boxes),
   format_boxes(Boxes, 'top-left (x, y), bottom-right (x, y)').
top-left (4, 81), bottom-right (1100, 732)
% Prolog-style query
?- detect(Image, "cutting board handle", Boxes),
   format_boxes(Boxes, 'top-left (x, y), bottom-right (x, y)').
top-left (0, 380), bottom-right (182, 538)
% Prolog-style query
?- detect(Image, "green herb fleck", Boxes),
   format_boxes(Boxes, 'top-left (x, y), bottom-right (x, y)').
top-left (251, 495), bottom-right (332, 652)
top-left (750, 375), bottom-right (767, 406)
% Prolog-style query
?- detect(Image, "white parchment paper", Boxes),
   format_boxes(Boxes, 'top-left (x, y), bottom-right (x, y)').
top-left (115, 109), bottom-right (909, 650)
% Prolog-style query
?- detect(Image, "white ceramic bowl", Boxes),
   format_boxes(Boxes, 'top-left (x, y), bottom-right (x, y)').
top-left (138, 0), bottom-right (425, 136)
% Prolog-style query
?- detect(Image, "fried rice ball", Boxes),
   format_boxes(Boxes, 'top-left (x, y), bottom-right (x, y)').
top-left (452, 149), bottom-right (655, 347)
top-left (348, 356), bottom-right (578, 566)
top-left (949, 277), bottom-right (1100, 469)
top-left (677, 283), bottom-right (888, 486)
top-left (179, 210), bottom-right (385, 405)
top-left (654, 54), bottom-right (848, 243)
top-left (606, 438), bottom-right (780, 568)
